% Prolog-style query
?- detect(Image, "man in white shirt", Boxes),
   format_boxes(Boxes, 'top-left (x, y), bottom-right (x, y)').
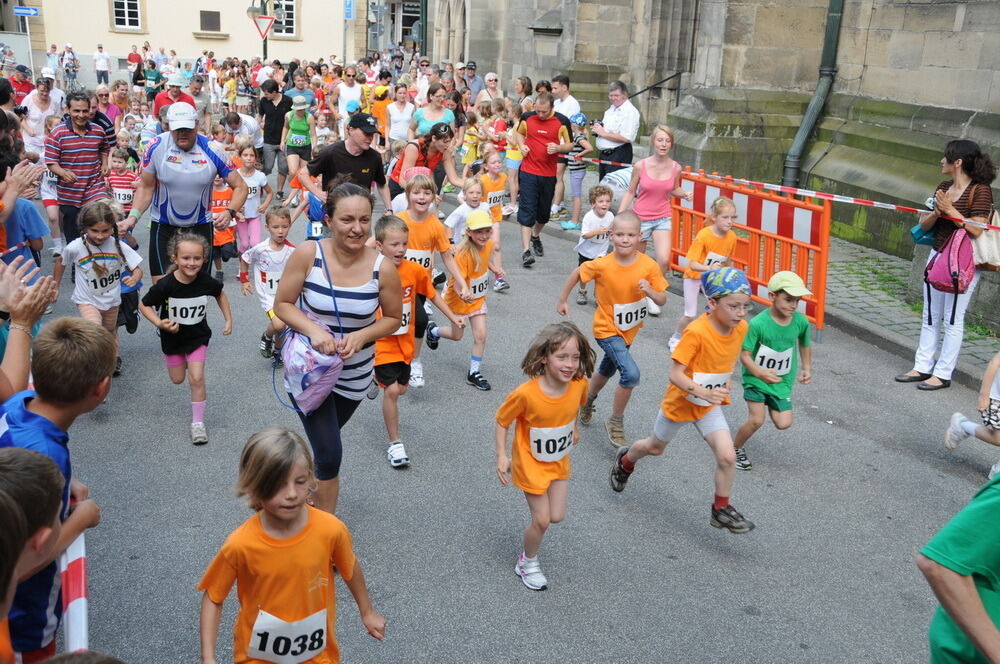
top-left (94, 44), bottom-right (111, 86)
top-left (223, 111), bottom-right (264, 150)
top-left (550, 73), bottom-right (581, 217)
top-left (592, 80), bottom-right (640, 179)
top-left (26, 67), bottom-right (65, 110)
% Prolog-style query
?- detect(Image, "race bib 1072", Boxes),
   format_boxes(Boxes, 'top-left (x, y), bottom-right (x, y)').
top-left (167, 296), bottom-right (208, 325)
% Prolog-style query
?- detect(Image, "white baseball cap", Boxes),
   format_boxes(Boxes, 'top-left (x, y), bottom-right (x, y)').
top-left (167, 73), bottom-right (185, 87)
top-left (40, 67), bottom-right (55, 79)
top-left (166, 102), bottom-right (198, 130)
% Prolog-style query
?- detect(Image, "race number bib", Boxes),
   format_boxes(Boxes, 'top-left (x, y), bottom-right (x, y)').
top-left (468, 274), bottom-right (488, 298)
top-left (392, 301), bottom-right (411, 336)
top-left (405, 248), bottom-right (432, 270)
top-left (686, 371), bottom-right (731, 406)
top-left (704, 251), bottom-right (727, 268)
top-left (308, 221), bottom-right (325, 238)
top-left (85, 267), bottom-right (121, 294)
top-left (167, 296), bottom-right (208, 325)
top-left (613, 299), bottom-right (648, 332)
top-left (112, 188), bottom-right (133, 205)
top-left (247, 184), bottom-right (259, 199)
top-left (528, 422), bottom-right (575, 463)
top-left (259, 271), bottom-right (280, 296)
top-left (754, 344), bottom-right (793, 377)
top-left (487, 190), bottom-right (504, 207)
top-left (288, 134), bottom-right (308, 147)
top-left (247, 609), bottom-right (327, 664)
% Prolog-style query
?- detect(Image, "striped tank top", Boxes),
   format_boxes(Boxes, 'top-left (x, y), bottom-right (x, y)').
top-left (300, 244), bottom-right (385, 400)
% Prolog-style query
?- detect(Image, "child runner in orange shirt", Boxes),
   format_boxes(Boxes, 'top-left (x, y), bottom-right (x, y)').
top-left (610, 267), bottom-right (756, 534)
top-left (425, 209), bottom-right (496, 390)
top-left (209, 175), bottom-right (237, 281)
top-left (496, 321), bottom-right (595, 591)
top-left (199, 428), bottom-right (386, 664)
top-left (373, 215), bottom-right (463, 467)
top-left (670, 196), bottom-right (739, 350)
top-left (556, 212), bottom-right (668, 447)
top-left (478, 150), bottom-right (510, 291)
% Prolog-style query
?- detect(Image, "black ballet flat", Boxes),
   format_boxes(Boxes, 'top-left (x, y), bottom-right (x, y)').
top-left (894, 372), bottom-right (931, 383)
top-left (916, 379), bottom-right (951, 391)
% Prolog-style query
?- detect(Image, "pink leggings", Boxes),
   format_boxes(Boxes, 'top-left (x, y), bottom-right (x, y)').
top-left (235, 217), bottom-right (261, 253)
top-left (164, 345), bottom-right (208, 367)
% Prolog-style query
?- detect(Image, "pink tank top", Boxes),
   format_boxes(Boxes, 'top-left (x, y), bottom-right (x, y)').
top-left (631, 160), bottom-right (679, 221)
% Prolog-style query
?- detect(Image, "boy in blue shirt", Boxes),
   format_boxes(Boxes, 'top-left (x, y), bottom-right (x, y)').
top-left (1, 317), bottom-right (113, 660)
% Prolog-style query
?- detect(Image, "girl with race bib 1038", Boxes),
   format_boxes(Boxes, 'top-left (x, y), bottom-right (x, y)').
top-left (198, 427), bottom-right (386, 664)
top-left (139, 232), bottom-right (233, 446)
top-left (495, 321), bottom-right (596, 591)
top-left (53, 199), bottom-right (143, 378)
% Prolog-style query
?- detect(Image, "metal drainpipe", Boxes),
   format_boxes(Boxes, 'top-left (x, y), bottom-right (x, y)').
top-left (781, 0), bottom-right (844, 187)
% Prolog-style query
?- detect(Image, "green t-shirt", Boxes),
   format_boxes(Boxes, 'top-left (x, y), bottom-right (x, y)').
top-left (740, 309), bottom-right (811, 400)
top-left (920, 477), bottom-right (1000, 663)
top-left (144, 69), bottom-right (162, 93)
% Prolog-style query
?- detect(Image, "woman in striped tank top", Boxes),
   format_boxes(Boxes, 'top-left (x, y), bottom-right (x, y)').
top-left (275, 178), bottom-right (403, 513)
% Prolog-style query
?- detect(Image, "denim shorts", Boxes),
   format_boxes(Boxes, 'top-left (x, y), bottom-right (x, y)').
top-left (640, 216), bottom-right (672, 241)
top-left (595, 335), bottom-right (640, 388)
top-left (569, 168), bottom-right (587, 199)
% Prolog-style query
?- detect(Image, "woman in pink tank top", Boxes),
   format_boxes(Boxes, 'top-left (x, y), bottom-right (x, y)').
top-left (617, 125), bottom-right (693, 314)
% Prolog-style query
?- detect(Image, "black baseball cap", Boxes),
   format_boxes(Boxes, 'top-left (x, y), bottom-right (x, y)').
top-left (465, 61), bottom-right (477, 70)
top-left (348, 113), bottom-right (379, 134)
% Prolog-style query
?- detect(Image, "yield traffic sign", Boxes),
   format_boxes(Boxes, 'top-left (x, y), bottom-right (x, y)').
top-left (253, 15), bottom-right (275, 39)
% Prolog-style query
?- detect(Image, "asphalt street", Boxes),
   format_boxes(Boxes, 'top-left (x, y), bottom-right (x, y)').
top-left (53, 194), bottom-right (998, 663)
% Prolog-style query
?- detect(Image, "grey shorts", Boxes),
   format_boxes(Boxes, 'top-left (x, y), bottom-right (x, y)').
top-left (261, 142), bottom-right (289, 176)
top-left (652, 406), bottom-right (729, 442)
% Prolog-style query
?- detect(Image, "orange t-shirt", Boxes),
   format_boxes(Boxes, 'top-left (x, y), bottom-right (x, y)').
top-left (444, 240), bottom-right (493, 315)
top-left (211, 186), bottom-right (235, 247)
top-left (578, 253), bottom-right (668, 345)
top-left (372, 98), bottom-right (391, 139)
top-left (375, 259), bottom-right (436, 366)
top-left (683, 226), bottom-right (738, 279)
top-left (198, 507), bottom-right (357, 664)
top-left (496, 377), bottom-right (589, 495)
top-left (662, 314), bottom-right (748, 422)
top-left (398, 210), bottom-right (450, 278)
top-left (0, 618), bottom-right (13, 664)
top-left (479, 172), bottom-right (507, 223)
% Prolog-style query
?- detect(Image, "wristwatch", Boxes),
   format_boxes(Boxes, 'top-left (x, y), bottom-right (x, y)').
top-left (227, 208), bottom-right (238, 218)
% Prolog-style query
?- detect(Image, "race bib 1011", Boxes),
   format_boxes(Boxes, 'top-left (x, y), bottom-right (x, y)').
top-left (754, 343), bottom-right (793, 377)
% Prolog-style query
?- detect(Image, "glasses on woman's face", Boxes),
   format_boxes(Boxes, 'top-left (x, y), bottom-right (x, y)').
top-left (345, 74), bottom-right (355, 78)
top-left (98, 93), bottom-right (109, 97)
top-left (486, 78), bottom-right (497, 83)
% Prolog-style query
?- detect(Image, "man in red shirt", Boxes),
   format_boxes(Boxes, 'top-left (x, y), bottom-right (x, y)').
top-left (153, 73), bottom-right (195, 116)
top-left (10, 66), bottom-right (34, 106)
top-left (513, 91), bottom-right (570, 267)
top-left (126, 44), bottom-right (143, 75)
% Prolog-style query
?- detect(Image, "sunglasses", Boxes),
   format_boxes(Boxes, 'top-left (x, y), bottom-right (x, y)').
top-left (431, 124), bottom-right (451, 137)
top-left (345, 74), bottom-right (355, 78)
top-left (486, 78), bottom-right (497, 82)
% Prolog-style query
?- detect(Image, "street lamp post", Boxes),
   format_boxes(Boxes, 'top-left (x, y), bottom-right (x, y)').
top-left (246, 2), bottom-right (267, 60)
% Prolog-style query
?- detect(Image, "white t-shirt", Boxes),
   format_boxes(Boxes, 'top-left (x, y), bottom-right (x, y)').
top-left (554, 94), bottom-right (581, 120)
top-left (61, 236), bottom-right (143, 309)
top-left (255, 66), bottom-right (274, 86)
top-left (991, 370), bottom-right (1000, 401)
top-left (239, 169), bottom-right (269, 218)
top-left (575, 210), bottom-right (614, 259)
top-left (387, 101), bottom-right (415, 141)
top-left (94, 52), bottom-right (111, 72)
top-left (444, 202), bottom-right (485, 245)
top-left (390, 192), bottom-right (408, 214)
top-left (240, 240), bottom-right (295, 310)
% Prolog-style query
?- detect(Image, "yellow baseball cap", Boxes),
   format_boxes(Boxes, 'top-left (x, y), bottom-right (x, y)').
top-left (466, 209), bottom-right (493, 231)
top-left (767, 270), bottom-right (812, 296)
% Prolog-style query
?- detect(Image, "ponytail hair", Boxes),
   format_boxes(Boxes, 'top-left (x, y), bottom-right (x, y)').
top-left (944, 139), bottom-right (997, 185)
top-left (78, 198), bottom-right (126, 278)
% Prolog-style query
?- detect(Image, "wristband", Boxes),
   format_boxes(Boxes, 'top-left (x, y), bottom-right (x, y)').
top-left (238, 271), bottom-right (250, 284)
top-left (8, 323), bottom-right (31, 337)
top-left (128, 208), bottom-right (142, 219)
top-left (227, 208), bottom-right (239, 218)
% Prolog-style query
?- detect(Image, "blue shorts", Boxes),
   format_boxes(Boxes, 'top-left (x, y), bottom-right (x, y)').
top-left (640, 216), bottom-right (672, 241)
top-left (516, 171), bottom-right (555, 228)
top-left (595, 335), bottom-right (640, 388)
top-left (505, 157), bottom-right (522, 171)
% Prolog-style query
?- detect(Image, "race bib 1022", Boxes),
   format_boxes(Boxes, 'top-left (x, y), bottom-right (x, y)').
top-left (528, 422), bottom-right (575, 463)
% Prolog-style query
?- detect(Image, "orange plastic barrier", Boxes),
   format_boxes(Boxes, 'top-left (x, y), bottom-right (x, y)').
top-left (671, 168), bottom-right (831, 330)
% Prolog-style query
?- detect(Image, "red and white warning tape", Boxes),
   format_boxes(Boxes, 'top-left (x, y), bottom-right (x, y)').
top-left (58, 534), bottom-right (89, 652)
top-left (567, 155), bottom-right (1000, 232)
top-left (0, 242), bottom-right (30, 258)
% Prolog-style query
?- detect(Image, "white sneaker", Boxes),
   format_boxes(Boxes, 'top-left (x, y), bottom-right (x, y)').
top-left (668, 334), bottom-right (681, 353)
top-left (645, 297), bottom-right (661, 316)
top-left (515, 554), bottom-right (548, 591)
top-left (190, 422), bottom-right (208, 445)
top-left (387, 441), bottom-right (410, 467)
top-left (945, 412), bottom-right (971, 450)
top-left (409, 362), bottom-right (425, 388)
top-left (366, 380), bottom-right (380, 400)
top-left (989, 459), bottom-right (1000, 480)
top-left (501, 204), bottom-right (516, 217)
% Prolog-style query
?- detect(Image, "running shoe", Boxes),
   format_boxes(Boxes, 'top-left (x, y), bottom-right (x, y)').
top-left (493, 277), bottom-right (510, 292)
top-left (215, 270), bottom-right (224, 282)
top-left (610, 446), bottom-right (632, 492)
top-left (387, 441), bottom-right (410, 467)
top-left (425, 321), bottom-right (440, 350)
top-left (522, 250), bottom-right (535, 267)
top-left (409, 363), bottom-right (425, 388)
top-left (945, 412), bottom-right (971, 450)
top-left (501, 204), bottom-right (517, 217)
top-left (275, 190), bottom-right (286, 200)
top-left (190, 422), bottom-right (209, 446)
top-left (668, 334), bottom-right (682, 353)
top-left (366, 380), bottom-right (380, 400)
top-left (580, 395), bottom-right (596, 425)
top-left (735, 446), bottom-right (753, 471)
top-left (530, 235), bottom-right (544, 257)
top-left (432, 269), bottom-right (447, 287)
top-left (515, 554), bottom-right (548, 591)
top-left (711, 504), bottom-right (755, 533)
top-left (990, 459), bottom-right (1000, 481)
top-left (467, 371), bottom-right (491, 391)
top-left (605, 417), bottom-right (626, 448)
top-left (113, 356), bottom-right (123, 377)
top-left (576, 290), bottom-right (588, 305)
top-left (560, 220), bottom-right (581, 231)
top-left (260, 333), bottom-right (275, 358)
top-left (441, 183), bottom-right (458, 194)
top-left (645, 297), bottom-right (661, 316)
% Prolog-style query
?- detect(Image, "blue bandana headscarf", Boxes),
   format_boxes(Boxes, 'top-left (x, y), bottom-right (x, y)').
top-left (701, 267), bottom-right (752, 299)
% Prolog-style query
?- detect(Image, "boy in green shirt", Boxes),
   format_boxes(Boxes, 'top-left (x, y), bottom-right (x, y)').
top-left (733, 271), bottom-right (813, 470)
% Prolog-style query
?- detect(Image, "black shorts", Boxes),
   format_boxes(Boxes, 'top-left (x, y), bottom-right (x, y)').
top-left (375, 361), bottom-right (411, 387)
top-left (285, 144), bottom-right (313, 160)
top-left (149, 221), bottom-right (214, 277)
top-left (578, 253), bottom-right (594, 266)
top-left (516, 171), bottom-right (556, 228)
top-left (213, 241), bottom-right (238, 263)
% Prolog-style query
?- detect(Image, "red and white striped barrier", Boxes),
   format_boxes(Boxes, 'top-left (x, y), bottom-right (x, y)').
top-left (566, 155), bottom-right (1000, 231)
top-left (58, 534), bottom-right (88, 652)
top-left (0, 242), bottom-right (30, 259)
